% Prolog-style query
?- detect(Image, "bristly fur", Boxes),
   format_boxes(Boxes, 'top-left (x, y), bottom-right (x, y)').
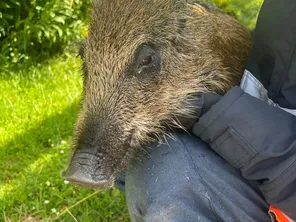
top-left (69, 0), bottom-right (252, 180)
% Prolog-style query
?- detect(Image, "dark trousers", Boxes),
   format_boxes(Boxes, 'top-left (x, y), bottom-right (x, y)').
top-left (124, 133), bottom-right (270, 222)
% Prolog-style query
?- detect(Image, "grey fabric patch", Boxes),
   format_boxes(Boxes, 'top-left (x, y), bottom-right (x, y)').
top-left (240, 69), bottom-right (272, 104)
top-left (241, 69), bottom-right (296, 116)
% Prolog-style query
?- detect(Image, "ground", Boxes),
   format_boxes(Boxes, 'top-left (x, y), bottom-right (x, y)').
top-left (0, 54), bottom-right (130, 221)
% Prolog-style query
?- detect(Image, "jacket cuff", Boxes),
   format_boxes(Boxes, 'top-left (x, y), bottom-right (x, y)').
top-left (192, 86), bottom-right (257, 169)
top-left (193, 86), bottom-right (244, 139)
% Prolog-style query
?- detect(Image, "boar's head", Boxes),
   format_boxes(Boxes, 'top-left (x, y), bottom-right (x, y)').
top-left (63, 0), bottom-right (252, 189)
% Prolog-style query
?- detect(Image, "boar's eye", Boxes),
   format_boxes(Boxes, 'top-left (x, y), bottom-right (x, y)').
top-left (139, 55), bottom-right (153, 66)
top-left (134, 44), bottom-right (161, 75)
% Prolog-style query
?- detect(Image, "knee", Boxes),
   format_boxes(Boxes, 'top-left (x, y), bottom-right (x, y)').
top-left (124, 132), bottom-right (211, 220)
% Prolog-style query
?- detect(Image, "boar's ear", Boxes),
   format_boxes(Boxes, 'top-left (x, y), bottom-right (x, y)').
top-left (77, 41), bottom-right (86, 59)
top-left (72, 41), bottom-right (86, 59)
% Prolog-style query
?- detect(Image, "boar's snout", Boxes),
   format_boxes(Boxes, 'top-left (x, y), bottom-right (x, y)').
top-left (62, 141), bottom-right (116, 189)
top-left (63, 117), bottom-right (130, 190)
top-left (62, 162), bottom-right (114, 189)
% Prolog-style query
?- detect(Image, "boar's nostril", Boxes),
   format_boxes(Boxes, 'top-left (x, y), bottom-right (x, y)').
top-left (62, 163), bottom-right (114, 190)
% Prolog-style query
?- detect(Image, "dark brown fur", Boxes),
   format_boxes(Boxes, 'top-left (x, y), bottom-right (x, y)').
top-left (65, 0), bottom-right (252, 188)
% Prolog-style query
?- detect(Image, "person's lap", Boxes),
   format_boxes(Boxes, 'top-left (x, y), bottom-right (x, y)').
top-left (124, 133), bottom-right (270, 222)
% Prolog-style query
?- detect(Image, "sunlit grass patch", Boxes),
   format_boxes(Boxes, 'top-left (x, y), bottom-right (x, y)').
top-left (0, 55), bottom-right (129, 221)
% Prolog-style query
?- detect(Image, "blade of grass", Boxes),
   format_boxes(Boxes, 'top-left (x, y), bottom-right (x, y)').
top-left (53, 190), bottom-right (100, 220)
top-left (65, 208), bottom-right (78, 222)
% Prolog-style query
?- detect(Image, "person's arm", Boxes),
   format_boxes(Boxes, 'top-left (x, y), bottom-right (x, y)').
top-left (192, 86), bottom-right (296, 220)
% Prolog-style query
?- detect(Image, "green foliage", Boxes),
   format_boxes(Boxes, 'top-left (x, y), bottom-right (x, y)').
top-left (210, 0), bottom-right (264, 29)
top-left (0, 0), bottom-right (264, 72)
top-left (0, 55), bottom-right (129, 221)
top-left (0, 0), bottom-right (91, 70)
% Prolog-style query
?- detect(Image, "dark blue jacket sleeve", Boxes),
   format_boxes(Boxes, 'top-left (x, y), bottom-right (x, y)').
top-left (192, 86), bottom-right (296, 219)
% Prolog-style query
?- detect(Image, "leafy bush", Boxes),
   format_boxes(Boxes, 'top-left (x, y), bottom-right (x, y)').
top-left (1, 0), bottom-right (263, 72)
top-left (0, 0), bottom-right (91, 70)
top-left (210, 0), bottom-right (264, 29)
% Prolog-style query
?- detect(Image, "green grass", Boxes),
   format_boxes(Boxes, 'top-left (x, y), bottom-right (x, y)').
top-left (0, 54), bottom-right (129, 221)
